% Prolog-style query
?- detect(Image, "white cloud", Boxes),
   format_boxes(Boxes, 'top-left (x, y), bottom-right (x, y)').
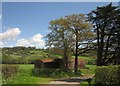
top-left (0, 28), bottom-right (45, 48)
top-left (16, 38), bottom-right (31, 47)
top-left (29, 44), bottom-right (35, 47)
top-left (31, 34), bottom-right (43, 43)
top-left (31, 33), bottom-right (45, 47)
top-left (16, 33), bottom-right (45, 48)
top-left (0, 28), bottom-right (21, 41)
top-left (0, 42), bottom-right (4, 46)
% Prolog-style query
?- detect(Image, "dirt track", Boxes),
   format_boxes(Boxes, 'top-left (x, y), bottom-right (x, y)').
top-left (46, 75), bottom-right (94, 86)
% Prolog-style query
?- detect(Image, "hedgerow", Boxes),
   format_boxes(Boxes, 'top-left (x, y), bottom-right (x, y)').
top-left (95, 65), bottom-right (120, 85)
top-left (32, 68), bottom-right (81, 78)
top-left (2, 64), bottom-right (19, 79)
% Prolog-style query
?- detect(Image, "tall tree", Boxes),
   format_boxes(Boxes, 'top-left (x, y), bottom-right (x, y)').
top-left (88, 3), bottom-right (120, 66)
top-left (45, 18), bottom-right (73, 69)
top-left (45, 14), bottom-right (95, 72)
top-left (66, 14), bottom-right (94, 72)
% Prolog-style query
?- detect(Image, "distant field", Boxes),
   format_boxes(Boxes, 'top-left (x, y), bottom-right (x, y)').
top-left (2, 64), bottom-right (52, 84)
top-left (78, 56), bottom-right (95, 61)
top-left (71, 55), bottom-right (95, 62)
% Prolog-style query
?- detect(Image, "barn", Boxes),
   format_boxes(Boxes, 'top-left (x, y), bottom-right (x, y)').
top-left (34, 58), bottom-right (63, 69)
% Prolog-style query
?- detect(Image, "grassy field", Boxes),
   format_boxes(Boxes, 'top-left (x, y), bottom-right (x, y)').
top-left (72, 55), bottom-right (95, 62)
top-left (2, 64), bottom-right (96, 85)
top-left (80, 65), bottom-right (96, 75)
top-left (2, 64), bottom-right (52, 84)
top-left (79, 65), bottom-right (96, 86)
top-left (0, 70), bottom-right (2, 86)
top-left (2, 49), bottom-right (96, 85)
top-left (78, 56), bottom-right (95, 61)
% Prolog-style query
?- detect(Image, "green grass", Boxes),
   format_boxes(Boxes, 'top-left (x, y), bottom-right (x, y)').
top-left (3, 64), bottom-right (52, 84)
top-left (80, 65), bottom-right (96, 75)
top-left (80, 81), bottom-right (89, 85)
top-left (3, 64), bottom-right (96, 84)
top-left (78, 56), bottom-right (95, 61)
top-left (72, 56), bottom-right (95, 62)
top-left (80, 65), bottom-right (96, 86)
top-left (2, 64), bottom-right (96, 85)
top-left (0, 70), bottom-right (2, 85)
top-left (80, 81), bottom-right (95, 86)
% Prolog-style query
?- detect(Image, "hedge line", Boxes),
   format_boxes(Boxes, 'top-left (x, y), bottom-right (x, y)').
top-left (95, 65), bottom-right (120, 85)
top-left (2, 64), bottom-right (19, 79)
top-left (33, 68), bottom-right (81, 78)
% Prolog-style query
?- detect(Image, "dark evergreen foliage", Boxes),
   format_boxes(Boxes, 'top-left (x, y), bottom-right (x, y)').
top-left (88, 3), bottom-right (120, 66)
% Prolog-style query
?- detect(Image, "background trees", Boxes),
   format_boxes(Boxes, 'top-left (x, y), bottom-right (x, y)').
top-left (45, 14), bottom-right (95, 72)
top-left (88, 3), bottom-right (120, 66)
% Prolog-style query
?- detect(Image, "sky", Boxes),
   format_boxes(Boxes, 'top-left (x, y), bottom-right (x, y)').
top-left (0, 2), bottom-right (118, 48)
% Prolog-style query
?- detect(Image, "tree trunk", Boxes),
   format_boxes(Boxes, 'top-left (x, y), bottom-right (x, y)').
top-left (65, 56), bottom-right (68, 69)
top-left (103, 35), bottom-right (111, 64)
top-left (96, 28), bottom-right (102, 66)
top-left (74, 52), bottom-right (78, 72)
top-left (97, 28), bottom-right (104, 66)
top-left (63, 48), bottom-right (68, 69)
top-left (74, 32), bottom-right (78, 73)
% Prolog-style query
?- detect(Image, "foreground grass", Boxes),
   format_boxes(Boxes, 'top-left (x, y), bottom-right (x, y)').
top-left (3, 64), bottom-right (52, 84)
top-left (0, 71), bottom-right (2, 85)
top-left (80, 65), bottom-right (96, 86)
top-left (2, 64), bottom-right (96, 85)
top-left (80, 65), bottom-right (96, 75)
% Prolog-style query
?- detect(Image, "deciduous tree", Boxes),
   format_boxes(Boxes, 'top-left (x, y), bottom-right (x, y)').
top-left (45, 18), bottom-right (73, 69)
top-left (66, 14), bottom-right (94, 72)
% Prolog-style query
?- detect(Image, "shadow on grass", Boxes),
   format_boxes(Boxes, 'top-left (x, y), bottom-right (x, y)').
top-left (55, 78), bottom-right (83, 83)
top-left (31, 68), bottom-right (81, 78)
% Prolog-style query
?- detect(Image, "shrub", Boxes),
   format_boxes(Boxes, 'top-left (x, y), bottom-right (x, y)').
top-left (2, 64), bottom-right (19, 79)
top-left (32, 68), bottom-right (81, 78)
top-left (87, 60), bottom-right (96, 65)
top-left (18, 57), bottom-right (29, 64)
top-left (85, 66), bottom-right (89, 69)
top-left (2, 54), bottom-right (20, 64)
top-left (95, 65), bottom-right (120, 85)
top-left (78, 60), bottom-right (86, 68)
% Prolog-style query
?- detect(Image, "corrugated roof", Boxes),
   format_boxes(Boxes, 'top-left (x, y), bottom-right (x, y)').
top-left (38, 59), bottom-right (53, 62)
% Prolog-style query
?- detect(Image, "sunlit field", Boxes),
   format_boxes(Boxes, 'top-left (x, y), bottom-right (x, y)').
top-left (2, 64), bottom-right (52, 84)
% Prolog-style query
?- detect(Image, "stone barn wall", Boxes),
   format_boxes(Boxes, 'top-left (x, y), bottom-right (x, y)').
top-left (34, 58), bottom-right (63, 69)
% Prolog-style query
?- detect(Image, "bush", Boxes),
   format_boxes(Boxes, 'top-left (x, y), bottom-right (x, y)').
top-left (2, 64), bottom-right (19, 79)
top-left (78, 60), bottom-right (86, 68)
top-left (95, 65), bottom-right (120, 85)
top-left (87, 60), bottom-right (96, 65)
top-left (32, 68), bottom-right (81, 78)
top-left (2, 54), bottom-right (17, 64)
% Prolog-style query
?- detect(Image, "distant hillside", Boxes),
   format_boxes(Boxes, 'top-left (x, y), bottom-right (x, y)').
top-left (1, 47), bottom-right (62, 64)
top-left (1, 47), bottom-right (96, 64)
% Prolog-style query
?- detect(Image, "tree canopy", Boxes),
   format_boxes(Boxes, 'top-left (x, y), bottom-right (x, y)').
top-left (88, 3), bottom-right (120, 66)
top-left (45, 14), bottom-right (95, 72)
